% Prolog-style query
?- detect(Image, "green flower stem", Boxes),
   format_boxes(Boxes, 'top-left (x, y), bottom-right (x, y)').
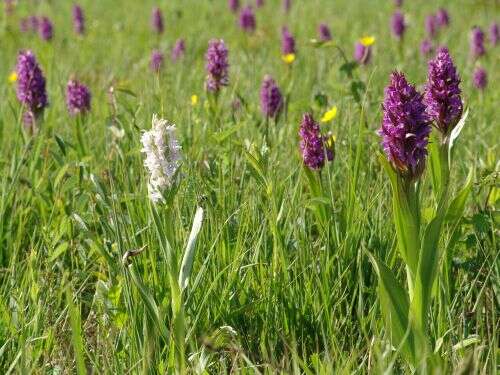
top-left (437, 137), bottom-right (451, 203)
top-left (75, 116), bottom-right (87, 157)
top-left (393, 176), bottom-right (421, 287)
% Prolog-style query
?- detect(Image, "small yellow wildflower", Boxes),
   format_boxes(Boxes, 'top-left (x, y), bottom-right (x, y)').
top-left (8, 71), bottom-right (17, 83)
top-left (359, 36), bottom-right (375, 47)
top-left (321, 106), bottom-right (338, 123)
top-left (191, 94), bottom-right (198, 106)
top-left (282, 53), bottom-right (296, 64)
top-left (325, 134), bottom-right (336, 148)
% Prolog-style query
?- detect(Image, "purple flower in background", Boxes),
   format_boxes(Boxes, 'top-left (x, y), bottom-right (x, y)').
top-left (205, 39), bottom-right (229, 92)
top-left (472, 67), bottom-right (487, 90)
top-left (260, 75), bottom-right (283, 119)
top-left (318, 23), bottom-right (332, 42)
top-left (39, 16), bottom-right (53, 41)
top-left (489, 22), bottom-right (499, 46)
top-left (239, 6), bottom-right (256, 33)
top-left (470, 26), bottom-right (485, 58)
top-left (379, 72), bottom-right (431, 179)
top-left (66, 80), bottom-right (91, 115)
top-left (299, 113), bottom-right (333, 169)
top-left (420, 39), bottom-right (433, 56)
top-left (228, 0), bottom-right (239, 13)
top-left (16, 50), bottom-right (48, 121)
top-left (281, 27), bottom-right (296, 54)
top-left (299, 113), bottom-right (333, 170)
top-left (150, 49), bottom-right (164, 72)
top-left (283, 0), bottom-right (291, 12)
top-left (4, 0), bottom-right (14, 15)
top-left (171, 39), bottom-right (185, 62)
top-left (394, 0), bottom-right (403, 7)
top-left (20, 18), bottom-right (29, 33)
top-left (436, 8), bottom-right (449, 28)
top-left (423, 48), bottom-right (463, 135)
top-left (425, 14), bottom-right (438, 38)
top-left (256, 0), bottom-right (264, 8)
top-left (151, 7), bottom-right (164, 34)
top-left (29, 15), bottom-right (39, 32)
top-left (354, 42), bottom-right (371, 65)
top-left (72, 5), bottom-right (85, 35)
top-left (391, 11), bottom-right (406, 39)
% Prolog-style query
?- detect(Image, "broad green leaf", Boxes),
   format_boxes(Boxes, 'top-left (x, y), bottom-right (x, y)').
top-left (48, 242), bottom-right (69, 263)
top-left (367, 252), bottom-right (415, 365)
top-left (303, 167), bottom-right (323, 198)
top-left (379, 154), bottom-right (420, 278)
top-left (179, 206), bottom-right (204, 292)
top-left (413, 202), bottom-right (447, 331)
top-left (303, 167), bottom-right (328, 228)
top-left (169, 272), bottom-right (186, 373)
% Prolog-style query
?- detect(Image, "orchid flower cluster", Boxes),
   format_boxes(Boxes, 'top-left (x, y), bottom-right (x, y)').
top-left (373, 47), bottom-right (470, 369)
top-left (141, 115), bottom-right (182, 204)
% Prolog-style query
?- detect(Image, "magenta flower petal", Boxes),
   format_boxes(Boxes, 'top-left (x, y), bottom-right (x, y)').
top-left (379, 72), bottom-right (431, 178)
top-left (260, 75), bottom-right (283, 119)
top-left (66, 80), bottom-right (91, 115)
top-left (424, 48), bottom-right (463, 134)
top-left (205, 39), bottom-right (229, 92)
top-left (299, 113), bottom-right (333, 170)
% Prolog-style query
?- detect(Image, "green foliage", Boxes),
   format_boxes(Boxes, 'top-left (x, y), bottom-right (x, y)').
top-left (0, 0), bottom-right (497, 373)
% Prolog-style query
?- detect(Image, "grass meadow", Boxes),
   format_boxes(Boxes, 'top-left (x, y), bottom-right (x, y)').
top-left (0, 0), bottom-right (498, 373)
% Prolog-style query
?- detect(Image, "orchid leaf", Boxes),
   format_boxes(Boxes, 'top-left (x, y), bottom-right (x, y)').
top-left (413, 199), bottom-right (447, 331)
top-left (379, 154), bottom-right (420, 278)
top-left (179, 206), bottom-right (204, 292)
top-left (428, 132), bottom-right (443, 195)
top-left (448, 108), bottom-right (469, 159)
top-left (367, 252), bottom-right (415, 365)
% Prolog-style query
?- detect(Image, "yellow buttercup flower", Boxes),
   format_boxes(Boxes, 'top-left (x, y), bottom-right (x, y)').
top-left (359, 36), bottom-right (375, 47)
top-left (321, 106), bottom-right (338, 123)
top-left (191, 94), bottom-right (198, 106)
top-left (282, 53), bottom-right (296, 64)
top-left (8, 71), bottom-right (17, 83)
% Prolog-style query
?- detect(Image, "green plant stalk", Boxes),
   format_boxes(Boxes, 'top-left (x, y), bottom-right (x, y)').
top-left (303, 167), bottom-right (328, 230)
top-left (163, 208), bottom-right (186, 373)
top-left (437, 137), bottom-right (451, 203)
top-left (75, 116), bottom-right (87, 157)
top-left (169, 272), bottom-right (186, 374)
top-left (379, 155), bottom-right (421, 288)
top-left (208, 91), bottom-right (220, 130)
top-left (150, 204), bottom-right (186, 372)
top-left (393, 176), bottom-right (421, 289)
top-left (412, 139), bottom-right (450, 336)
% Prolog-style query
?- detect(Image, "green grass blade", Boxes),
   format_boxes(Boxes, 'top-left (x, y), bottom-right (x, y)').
top-left (66, 286), bottom-right (87, 375)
